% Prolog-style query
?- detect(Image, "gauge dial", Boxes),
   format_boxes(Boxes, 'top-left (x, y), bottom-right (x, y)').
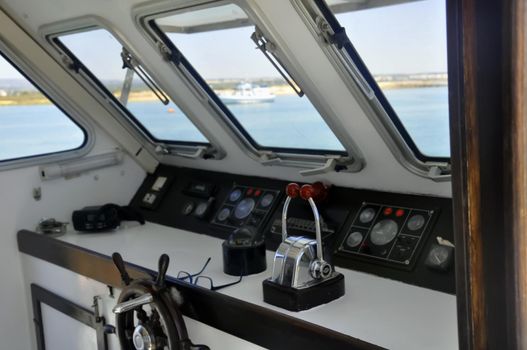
top-left (194, 202), bottom-right (209, 217)
top-left (217, 207), bottom-right (231, 222)
top-left (346, 231), bottom-right (364, 248)
top-left (234, 198), bottom-right (256, 220)
top-left (259, 193), bottom-right (274, 208)
top-left (228, 188), bottom-right (243, 202)
top-left (407, 214), bottom-right (426, 231)
top-left (359, 208), bottom-right (376, 224)
top-left (370, 219), bottom-right (399, 246)
top-left (181, 201), bottom-right (195, 216)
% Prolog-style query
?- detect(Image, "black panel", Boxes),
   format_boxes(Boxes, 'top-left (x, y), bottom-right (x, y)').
top-left (129, 165), bottom-right (455, 294)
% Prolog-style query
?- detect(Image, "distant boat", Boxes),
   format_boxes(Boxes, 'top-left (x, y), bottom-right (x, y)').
top-left (219, 83), bottom-right (275, 104)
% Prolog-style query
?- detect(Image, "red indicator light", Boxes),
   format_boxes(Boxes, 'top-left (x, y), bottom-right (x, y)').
top-left (246, 188), bottom-right (254, 196)
top-left (254, 189), bottom-right (262, 196)
top-left (395, 209), bottom-right (405, 217)
top-left (383, 207), bottom-right (393, 216)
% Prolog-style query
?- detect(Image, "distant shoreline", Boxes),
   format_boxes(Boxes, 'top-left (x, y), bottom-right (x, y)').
top-left (0, 80), bottom-right (448, 106)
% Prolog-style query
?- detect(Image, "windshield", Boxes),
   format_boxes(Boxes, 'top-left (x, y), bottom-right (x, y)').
top-left (58, 28), bottom-right (208, 144)
top-left (155, 4), bottom-right (346, 152)
top-left (0, 53), bottom-right (85, 161)
top-left (332, 0), bottom-right (450, 158)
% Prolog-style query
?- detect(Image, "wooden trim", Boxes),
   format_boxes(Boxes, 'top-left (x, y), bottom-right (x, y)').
top-left (18, 230), bottom-right (382, 350)
top-left (449, 0), bottom-right (527, 348)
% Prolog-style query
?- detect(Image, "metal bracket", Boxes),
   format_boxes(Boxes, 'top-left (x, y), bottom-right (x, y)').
top-left (299, 157), bottom-right (338, 176)
top-left (251, 27), bottom-right (304, 97)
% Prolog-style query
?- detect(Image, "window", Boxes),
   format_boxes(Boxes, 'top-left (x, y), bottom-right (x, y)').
top-left (154, 4), bottom-right (345, 152)
top-left (57, 28), bottom-right (208, 144)
top-left (317, 0), bottom-right (450, 159)
top-left (0, 53), bottom-right (86, 162)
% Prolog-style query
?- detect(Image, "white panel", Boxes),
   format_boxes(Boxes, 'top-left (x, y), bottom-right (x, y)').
top-left (41, 304), bottom-right (98, 350)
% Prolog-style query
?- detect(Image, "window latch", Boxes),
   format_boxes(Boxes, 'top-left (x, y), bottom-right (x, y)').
top-left (251, 28), bottom-right (304, 97)
top-left (120, 48), bottom-right (170, 105)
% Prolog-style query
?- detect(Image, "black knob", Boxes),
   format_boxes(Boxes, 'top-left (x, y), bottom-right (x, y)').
top-left (155, 254), bottom-right (170, 288)
top-left (112, 252), bottom-right (131, 286)
top-left (103, 324), bottom-right (116, 334)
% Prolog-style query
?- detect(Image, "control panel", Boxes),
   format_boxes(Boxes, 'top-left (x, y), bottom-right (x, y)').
top-left (336, 202), bottom-right (436, 270)
top-left (212, 185), bottom-right (280, 232)
top-left (130, 165), bottom-right (455, 294)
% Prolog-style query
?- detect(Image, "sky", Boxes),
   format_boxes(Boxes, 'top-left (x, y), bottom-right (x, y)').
top-left (0, 0), bottom-right (447, 80)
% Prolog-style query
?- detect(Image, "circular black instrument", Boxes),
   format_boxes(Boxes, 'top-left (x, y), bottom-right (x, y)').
top-left (359, 208), bottom-right (376, 224)
top-left (259, 193), bottom-right (274, 208)
top-left (194, 202), bottom-right (208, 217)
top-left (181, 201), bottom-right (195, 216)
top-left (370, 219), bottom-right (399, 246)
top-left (407, 214), bottom-right (426, 231)
top-left (346, 231), bottom-right (363, 248)
top-left (228, 188), bottom-right (243, 202)
top-left (234, 198), bottom-right (256, 220)
top-left (217, 207), bottom-right (231, 222)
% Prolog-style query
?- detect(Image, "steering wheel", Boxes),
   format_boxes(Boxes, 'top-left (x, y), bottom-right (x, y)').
top-left (112, 253), bottom-right (209, 350)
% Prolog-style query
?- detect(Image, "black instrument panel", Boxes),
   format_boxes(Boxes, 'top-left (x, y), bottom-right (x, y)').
top-left (129, 165), bottom-right (455, 294)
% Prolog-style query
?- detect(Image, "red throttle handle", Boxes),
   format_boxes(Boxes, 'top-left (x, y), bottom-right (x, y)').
top-left (286, 183), bottom-right (300, 198)
top-left (300, 182), bottom-right (328, 202)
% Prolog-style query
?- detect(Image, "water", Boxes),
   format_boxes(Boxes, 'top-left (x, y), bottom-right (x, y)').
top-left (0, 86), bottom-right (449, 161)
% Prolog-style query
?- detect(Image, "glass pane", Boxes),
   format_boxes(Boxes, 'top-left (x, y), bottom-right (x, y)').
top-left (59, 29), bottom-right (208, 143)
top-left (0, 54), bottom-right (85, 161)
top-left (157, 4), bottom-right (345, 151)
top-left (334, 0), bottom-right (449, 157)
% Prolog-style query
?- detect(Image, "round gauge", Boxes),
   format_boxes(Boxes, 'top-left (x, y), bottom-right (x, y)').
top-left (430, 246), bottom-right (450, 264)
top-left (370, 219), bottom-right (399, 246)
top-left (407, 214), bottom-right (426, 231)
top-left (181, 201), bottom-right (195, 216)
top-left (228, 189), bottom-right (243, 202)
top-left (259, 193), bottom-right (274, 208)
top-left (194, 202), bottom-right (208, 217)
top-left (346, 231), bottom-right (363, 248)
top-left (216, 207), bottom-right (231, 222)
top-left (234, 198), bottom-right (256, 220)
top-left (359, 208), bottom-right (376, 224)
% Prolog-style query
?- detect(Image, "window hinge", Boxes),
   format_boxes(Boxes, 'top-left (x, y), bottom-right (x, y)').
top-left (155, 145), bottom-right (219, 160)
top-left (427, 163), bottom-right (451, 178)
top-left (299, 155), bottom-right (356, 176)
top-left (315, 16), bottom-right (350, 49)
top-left (158, 42), bottom-right (182, 66)
top-left (259, 151), bottom-right (282, 165)
top-left (61, 54), bottom-right (82, 73)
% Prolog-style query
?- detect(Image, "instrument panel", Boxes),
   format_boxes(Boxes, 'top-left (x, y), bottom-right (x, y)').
top-left (130, 165), bottom-right (455, 294)
top-left (337, 202), bottom-right (436, 270)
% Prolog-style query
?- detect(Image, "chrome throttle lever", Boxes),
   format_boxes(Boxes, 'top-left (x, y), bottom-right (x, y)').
top-left (299, 183), bottom-right (332, 279)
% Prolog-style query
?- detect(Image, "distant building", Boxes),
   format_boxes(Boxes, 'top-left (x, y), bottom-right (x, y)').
top-left (0, 89), bottom-right (7, 97)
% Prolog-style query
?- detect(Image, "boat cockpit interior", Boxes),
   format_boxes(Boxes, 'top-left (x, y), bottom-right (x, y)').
top-left (0, 0), bottom-right (524, 349)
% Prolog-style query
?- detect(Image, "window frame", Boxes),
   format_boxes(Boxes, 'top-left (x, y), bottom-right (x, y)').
top-left (136, 0), bottom-right (366, 173)
top-left (292, 0), bottom-right (451, 179)
top-left (43, 20), bottom-right (224, 160)
top-left (0, 41), bottom-right (92, 169)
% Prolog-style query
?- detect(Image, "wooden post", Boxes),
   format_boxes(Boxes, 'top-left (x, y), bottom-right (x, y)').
top-left (448, 0), bottom-right (527, 348)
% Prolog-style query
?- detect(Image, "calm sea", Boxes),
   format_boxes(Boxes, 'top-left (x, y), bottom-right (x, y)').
top-left (0, 86), bottom-right (449, 161)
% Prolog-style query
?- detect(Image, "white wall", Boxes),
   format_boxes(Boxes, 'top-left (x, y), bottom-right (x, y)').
top-left (0, 130), bottom-right (146, 350)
